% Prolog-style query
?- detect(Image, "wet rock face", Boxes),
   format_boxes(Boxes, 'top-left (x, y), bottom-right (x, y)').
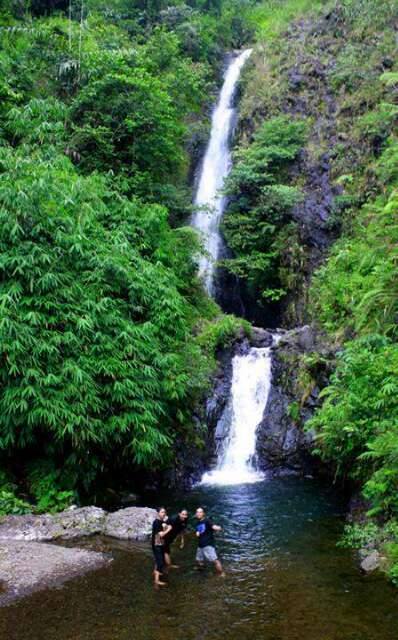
top-left (205, 346), bottom-right (235, 436)
top-left (256, 325), bottom-right (335, 473)
top-left (250, 327), bottom-right (273, 348)
top-left (0, 506), bottom-right (157, 542)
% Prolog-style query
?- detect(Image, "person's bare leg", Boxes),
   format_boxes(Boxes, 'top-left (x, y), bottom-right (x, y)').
top-left (153, 569), bottom-right (167, 586)
top-left (214, 560), bottom-right (225, 577)
top-left (164, 552), bottom-right (179, 569)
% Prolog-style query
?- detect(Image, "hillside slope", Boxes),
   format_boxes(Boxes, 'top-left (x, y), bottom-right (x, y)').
top-left (226, 0), bottom-right (398, 582)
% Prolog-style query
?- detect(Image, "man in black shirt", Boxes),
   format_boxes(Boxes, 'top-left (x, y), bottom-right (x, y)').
top-left (151, 507), bottom-right (172, 586)
top-left (164, 508), bottom-right (189, 569)
top-left (195, 507), bottom-right (225, 576)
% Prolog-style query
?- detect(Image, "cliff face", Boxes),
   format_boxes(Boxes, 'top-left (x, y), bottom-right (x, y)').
top-left (256, 326), bottom-right (335, 473)
top-left (222, 2), bottom-right (398, 476)
top-left (234, 3), bottom-right (396, 328)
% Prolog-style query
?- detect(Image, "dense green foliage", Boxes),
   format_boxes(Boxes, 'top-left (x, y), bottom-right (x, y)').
top-left (224, 0), bottom-right (398, 583)
top-left (309, 143), bottom-right (398, 581)
top-left (0, 0), bottom-right (254, 509)
top-left (222, 116), bottom-right (306, 305)
top-left (304, 3), bottom-right (398, 582)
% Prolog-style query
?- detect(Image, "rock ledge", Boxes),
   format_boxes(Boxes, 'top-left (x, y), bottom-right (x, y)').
top-left (0, 505), bottom-right (156, 542)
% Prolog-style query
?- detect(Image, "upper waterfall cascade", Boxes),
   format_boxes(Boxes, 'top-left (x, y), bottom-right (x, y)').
top-left (192, 49), bottom-right (252, 296)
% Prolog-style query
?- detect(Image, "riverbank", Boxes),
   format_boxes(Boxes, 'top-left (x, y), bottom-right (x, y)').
top-left (0, 506), bottom-right (156, 606)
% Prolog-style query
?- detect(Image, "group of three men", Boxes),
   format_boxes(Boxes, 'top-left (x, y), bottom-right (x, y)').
top-left (151, 506), bottom-right (224, 586)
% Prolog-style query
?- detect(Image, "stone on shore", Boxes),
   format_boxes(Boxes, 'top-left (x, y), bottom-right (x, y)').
top-left (360, 550), bottom-right (382, 574)
top-left (0, 506), bottom-right (157, 542)
top-left (0, 507), bottom-right (107, 542)
top-left (103, 507), bottom-right (156, 540)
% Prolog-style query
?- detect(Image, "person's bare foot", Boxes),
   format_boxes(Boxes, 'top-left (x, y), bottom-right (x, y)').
top-left (155, 580), bottom-right (168, 587)
top-left (169, 564), bottom-right (180, 569)
top-left (218, 572), bottom-right (226, 578)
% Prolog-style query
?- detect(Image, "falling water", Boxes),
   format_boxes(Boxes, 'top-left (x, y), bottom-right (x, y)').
top-left (193, 48), bottom-right (270, 486)
top-left (192, 49), bottom-right (252, 296)
top-left (202, 346), bottom-right (272, 485)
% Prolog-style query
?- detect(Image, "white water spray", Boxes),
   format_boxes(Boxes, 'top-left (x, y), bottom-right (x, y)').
top-left (192, 49), bottom-right (252, 296)
top-left (202, 346), bottom-right (272, 486)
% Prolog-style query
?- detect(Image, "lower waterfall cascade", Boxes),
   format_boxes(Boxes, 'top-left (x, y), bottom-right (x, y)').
top-left (201, 344), bottom-right (273, 486)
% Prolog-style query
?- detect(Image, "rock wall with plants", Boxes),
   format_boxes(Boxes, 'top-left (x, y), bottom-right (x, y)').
top-left (224, 0), bottom-right (398, 583)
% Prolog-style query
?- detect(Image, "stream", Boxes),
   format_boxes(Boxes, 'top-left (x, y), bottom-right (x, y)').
top-left (1, 51), bottom-right (398, 639)
top-left (1, 479), bottom-right (398, 640)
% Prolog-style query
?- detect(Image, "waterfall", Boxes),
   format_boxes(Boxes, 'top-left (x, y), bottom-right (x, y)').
top-left (202, 346), bottom-right (271, 485)
top-left (192, 49), bottom-right (252, 296)
top-left (193, 48), bottom-right (270, 486)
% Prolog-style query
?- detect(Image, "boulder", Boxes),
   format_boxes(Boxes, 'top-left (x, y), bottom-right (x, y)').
top-left (0, 506), bottom-right (156, 542)
top-left (0, 507), bottom-right (106, 542)
top-left (360, 550), bottom-right (382, 574)
top-left (103, 507), bottom-right (156, 541)
top-left (250, 327), bottom-right (273, 348)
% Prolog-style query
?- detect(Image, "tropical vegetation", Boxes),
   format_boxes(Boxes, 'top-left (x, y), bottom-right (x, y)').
top-left (0, 0), bottom-right (252, 511)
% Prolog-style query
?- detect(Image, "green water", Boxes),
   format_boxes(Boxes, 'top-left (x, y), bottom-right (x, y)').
top-left (1, 477), bottom-right (397, 640)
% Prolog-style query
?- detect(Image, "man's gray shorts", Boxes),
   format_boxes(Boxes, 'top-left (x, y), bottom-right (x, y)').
top-left (196, 545), bottom-right (218, 563)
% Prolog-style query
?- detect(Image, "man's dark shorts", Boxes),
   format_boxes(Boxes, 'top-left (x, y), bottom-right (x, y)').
top-left (152, 545), bottom-right (165, 572)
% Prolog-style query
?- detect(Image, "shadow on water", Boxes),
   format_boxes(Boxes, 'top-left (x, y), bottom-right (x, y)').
top-left (1, 477), bottom-right (397, 640)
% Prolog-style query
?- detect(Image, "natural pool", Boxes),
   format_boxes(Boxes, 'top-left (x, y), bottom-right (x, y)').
top-left (1, 477), bottom-right (397, 640)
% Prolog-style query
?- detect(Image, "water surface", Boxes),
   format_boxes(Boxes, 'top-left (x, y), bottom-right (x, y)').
top-left (1, 478), bottom-right (396, 640)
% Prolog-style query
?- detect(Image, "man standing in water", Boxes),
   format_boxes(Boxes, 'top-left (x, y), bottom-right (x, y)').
top-left (151, 507), bottom-right (172, 587)
top-left (164, 508), bottom-right (189, 569)
top-left (195, 507), bottom-right (225, 576)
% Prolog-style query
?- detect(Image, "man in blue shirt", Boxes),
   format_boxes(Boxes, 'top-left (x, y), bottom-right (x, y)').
top-left (195, 507), bottom-right (225, 576)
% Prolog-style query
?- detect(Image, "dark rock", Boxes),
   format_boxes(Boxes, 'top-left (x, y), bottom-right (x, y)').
top-left (205, 346), bottom-right (234, 432)
top-left (120, 492), bottom-right (140, 505)
top-left (288, 68), bottom-right (304, 90)
top-left (250, 327), bottom-right (273, 348)
top-left (382, 57), bottom-right (394, 69)
top-left (256, 326), bottom-right (335, 473)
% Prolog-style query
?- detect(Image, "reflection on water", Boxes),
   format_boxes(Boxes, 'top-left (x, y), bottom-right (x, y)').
top-left (1, 478), bottom-right (397, 640)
